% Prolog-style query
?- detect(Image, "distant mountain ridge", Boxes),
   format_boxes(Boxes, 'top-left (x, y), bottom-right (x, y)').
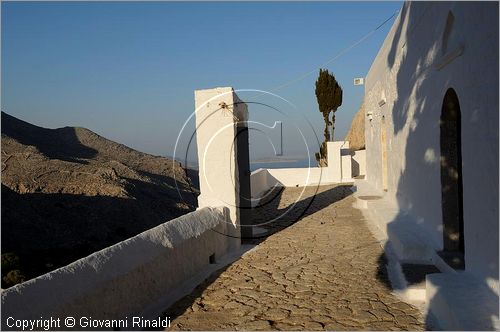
top-left (1, 112), bottom-right (198, 287)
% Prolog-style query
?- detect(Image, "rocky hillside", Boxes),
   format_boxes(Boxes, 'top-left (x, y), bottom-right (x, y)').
top-left (1, 112), bottom-right (198, 287)
top-left (345, 101), bottom-right (365, 151)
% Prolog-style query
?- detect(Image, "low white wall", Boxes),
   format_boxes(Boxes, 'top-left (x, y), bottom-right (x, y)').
top-left (352, 149), bottom-right (366, 177)
top-left (251, 168), bottom-right (331, 199)
top-left (250, 141), bottom-right (354, 199)
top-left (1, 207), bottom-right (230, 328)
top-left (267, 167), bottom-right (331, 187)
top-left (250, 168), bottom-right (272, 199)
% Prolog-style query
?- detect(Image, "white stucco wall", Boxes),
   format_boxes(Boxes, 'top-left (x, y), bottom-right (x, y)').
top-left (364, 2), bottom-right (498, 286)
top-left (1, 207), bottom-right (230, 327)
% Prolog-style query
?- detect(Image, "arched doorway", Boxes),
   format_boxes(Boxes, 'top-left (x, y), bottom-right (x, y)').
top-left (381, 116), bottom-right (388, 191)
top-left (439, 88), bottom-right (465, 269)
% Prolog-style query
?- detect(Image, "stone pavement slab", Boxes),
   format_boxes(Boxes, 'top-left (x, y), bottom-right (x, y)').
top-left (164, 185), bottom-right (425, 330)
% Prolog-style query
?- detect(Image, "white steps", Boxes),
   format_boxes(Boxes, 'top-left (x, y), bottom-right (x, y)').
top-left (426, 272), bottom-right (499, 330)
top-left (352, 179), bottom-right (500, 330)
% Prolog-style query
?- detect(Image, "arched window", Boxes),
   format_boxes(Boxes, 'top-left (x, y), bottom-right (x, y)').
top-left (439, 88), bottom-right (465, 270)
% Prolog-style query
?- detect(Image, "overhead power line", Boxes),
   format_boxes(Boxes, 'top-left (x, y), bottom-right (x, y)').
top-left (270, 9), bottom-right (400, 92)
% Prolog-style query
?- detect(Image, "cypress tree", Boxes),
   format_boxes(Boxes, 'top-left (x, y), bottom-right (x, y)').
top-left (314, 69), bottom-right (343, 165)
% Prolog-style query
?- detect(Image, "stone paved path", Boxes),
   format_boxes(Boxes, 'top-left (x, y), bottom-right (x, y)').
top-left (164, 185), bottom-right (425, 330)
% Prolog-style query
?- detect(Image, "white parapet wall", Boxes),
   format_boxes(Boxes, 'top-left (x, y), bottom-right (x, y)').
top-left (266, 167), bottom-right (330, 188)
top-left (250, 168), bottom-right (273, 199)
top-left (251, 141), bottom-right (353, 200)
top-left (1, 207), bottom-right (231, 327)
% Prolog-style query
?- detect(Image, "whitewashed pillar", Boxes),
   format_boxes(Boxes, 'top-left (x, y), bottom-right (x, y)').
top-left (341, 141), bottom-right (352, 181)
top-left (326, 141), bottom-right (352, 182)
top-left (327, 141), bottom-right (343, 183)
top-left (194, 87), bottom-right (248, 249)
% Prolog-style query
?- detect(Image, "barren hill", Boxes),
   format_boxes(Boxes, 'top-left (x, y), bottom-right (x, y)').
top-left (345, 101), bottom-right (365, 151)
top-left (1, 112), bottom-right (198, 287)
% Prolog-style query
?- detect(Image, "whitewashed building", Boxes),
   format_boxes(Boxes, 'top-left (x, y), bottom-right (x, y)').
top-left (360, 1), bottom-right (498, 329)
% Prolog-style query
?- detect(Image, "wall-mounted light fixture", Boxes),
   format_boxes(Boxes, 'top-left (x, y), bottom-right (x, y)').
top-left (367, 110), bottom-right (373, 121)
top-left (354, 77), bottom-right (364, 86)
top-left (379, 90), bottom-right (387, 107)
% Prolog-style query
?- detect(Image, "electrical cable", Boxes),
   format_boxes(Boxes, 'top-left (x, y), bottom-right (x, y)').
top-left (267, 9), bottom-right (401, 93)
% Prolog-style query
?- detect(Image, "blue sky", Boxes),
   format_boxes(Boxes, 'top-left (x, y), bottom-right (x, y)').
top-left (2, 1), bottom-right (401, 162)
